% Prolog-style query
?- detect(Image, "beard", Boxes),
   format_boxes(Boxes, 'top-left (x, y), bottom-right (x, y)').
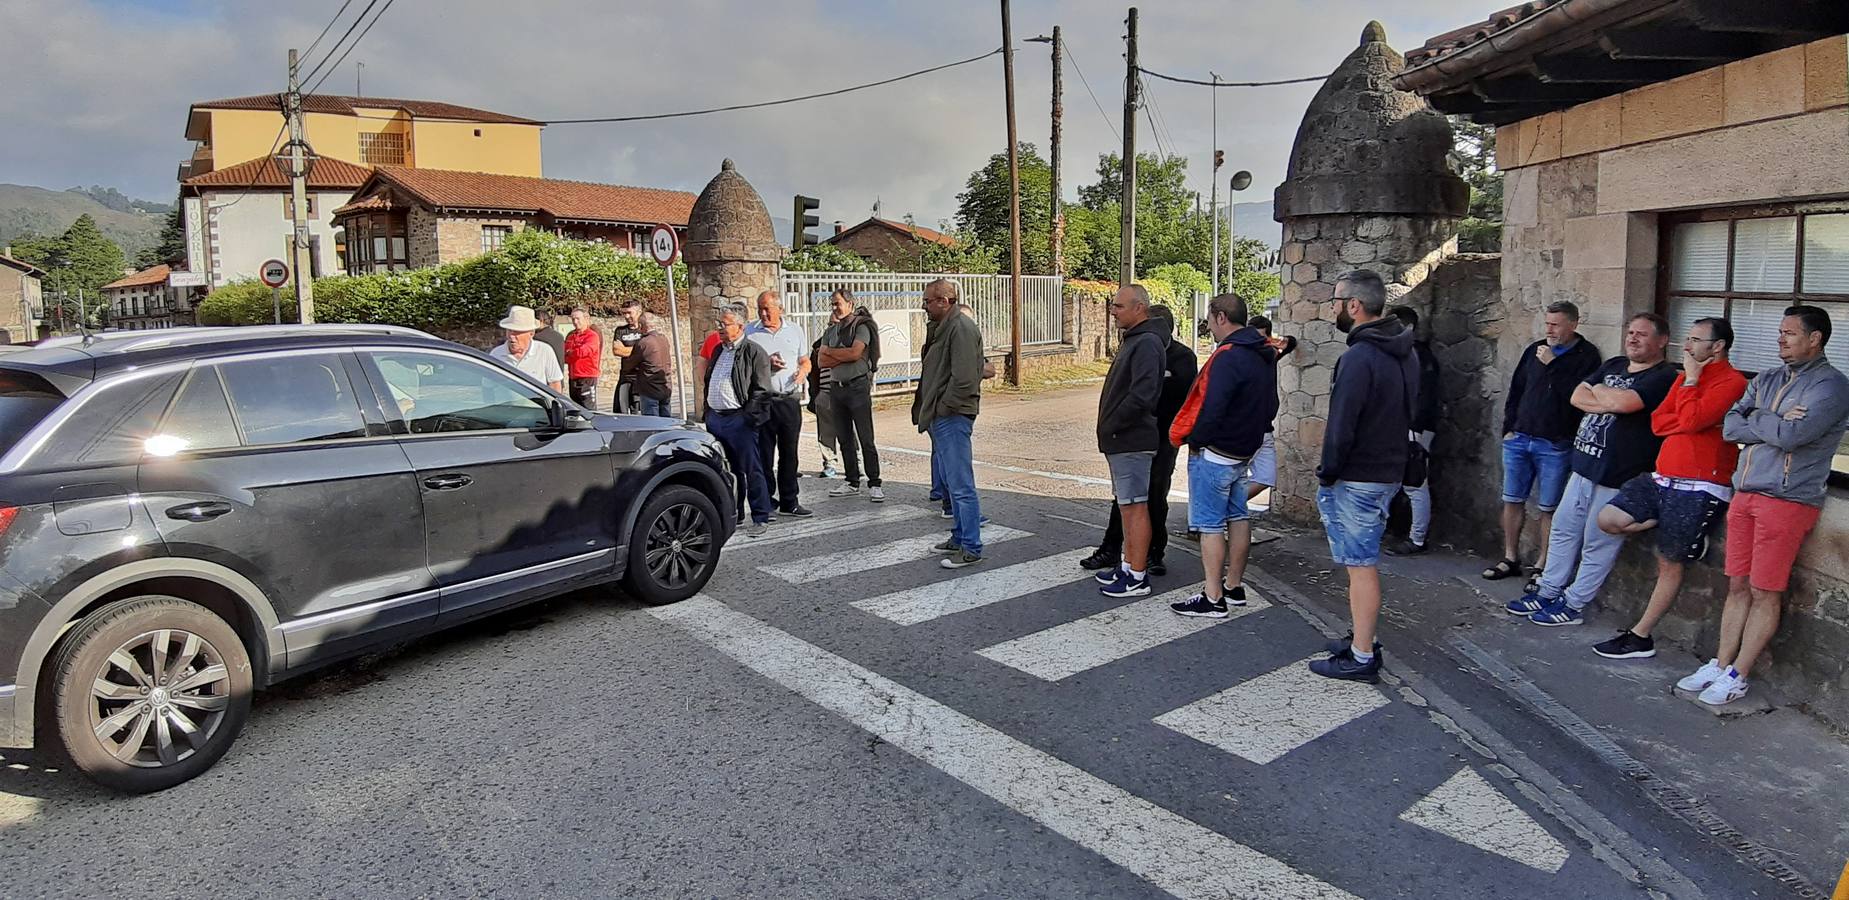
top-left (1335, 307), bottom-right (1355, 334)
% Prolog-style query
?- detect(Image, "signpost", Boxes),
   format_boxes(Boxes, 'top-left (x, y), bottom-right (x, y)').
top-left (259, 259), bottom-right (289, 325)
top-left (648, 225), bottom-right (687, 418)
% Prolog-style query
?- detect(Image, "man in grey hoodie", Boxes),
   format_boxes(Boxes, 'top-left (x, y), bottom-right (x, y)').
top-left (1677, 305), bottom-right (1849, 707)
top-left (1092, 284), bottom-right (1171, 599)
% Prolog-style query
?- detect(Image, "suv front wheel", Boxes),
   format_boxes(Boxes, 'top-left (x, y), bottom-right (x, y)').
top-left (46, 596), bottom-right (253, 793)
top-left (622, 485), bottom-right (722, 605)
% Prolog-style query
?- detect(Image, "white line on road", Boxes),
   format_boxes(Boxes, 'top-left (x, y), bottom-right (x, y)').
top-left (1153, 655), bottom-right (1390, 765)
top-left (975, 586), bottom-right (1273, 681)
top-left (801, 431), bottom-right (1190, 500)
top-left (650, 597), bottom-right (1355, 900)
top-left (726, 504), bottom-right (931, 549)
top-left (851, 548), bottom-right (1093, 625)
top-left (1399, 767), bottom-right (1570, 873)
top-left (756, 523), bottom-right (1031, 585)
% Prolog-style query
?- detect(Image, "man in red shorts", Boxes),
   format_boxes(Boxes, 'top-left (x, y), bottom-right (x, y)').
top-left (1677, 306), bottom-right (1849, 706)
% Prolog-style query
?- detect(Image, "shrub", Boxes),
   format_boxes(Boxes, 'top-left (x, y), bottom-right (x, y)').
top-left (197, 280), bottom-right (297, 325)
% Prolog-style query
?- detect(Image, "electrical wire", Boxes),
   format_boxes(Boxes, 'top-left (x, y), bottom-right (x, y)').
top-left (1136, 65), bottom-right (1324, 88)
top-left (1061, 44), bottom-right (1119, 143)
top-left (1140, 74), bottom-right (1180, 161)
top-left (299, 0), bottom-right (383, 88)
top-left (300, 0), bottom-right (358, 66)
top-left (306, 0), bottom-right (395, 96)
top-left (204, 117), bottom-right (290, 214)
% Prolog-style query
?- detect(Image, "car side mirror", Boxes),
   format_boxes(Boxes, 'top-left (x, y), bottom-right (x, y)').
top-left (557, 402), bottom-right (595, 431)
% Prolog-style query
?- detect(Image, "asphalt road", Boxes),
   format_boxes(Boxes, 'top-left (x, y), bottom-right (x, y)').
top-left (0, 385), bottom-right (1800, 899)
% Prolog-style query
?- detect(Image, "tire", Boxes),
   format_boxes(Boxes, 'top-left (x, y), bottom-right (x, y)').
top-left (46, 595), bottom-right (253, 793)
top-left (622, 484), bottom-right (722, 605)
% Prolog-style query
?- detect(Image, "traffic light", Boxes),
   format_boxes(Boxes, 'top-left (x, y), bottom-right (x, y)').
top-left (793, 195), bottom-right (821, 249)
top-left (1213, 150), bottom-right (1224, 170)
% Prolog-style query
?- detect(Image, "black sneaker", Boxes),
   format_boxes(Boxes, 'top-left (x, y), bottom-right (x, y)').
top-left (1323, 632), bottom-right (1383, 656)
top-left (1079, 549), bottom-right (1117, 571)
top-left (1387, 538), bottom-right (1428, 556)
top-left (1309, 647), bottom-right (1381, 683)
top-left (1593, 630), bottom-right (1656, 660)
top-left (1224, 584), bottom-right (1248, 607)
top-left (1147, 557), bottom-right (1167, 577)
top-left (1170, 592), bottom-right (1228, 618)
top-left (781, 505), bottom-right (814, 519)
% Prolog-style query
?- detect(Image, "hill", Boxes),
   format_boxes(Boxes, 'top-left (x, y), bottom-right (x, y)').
top-left (0, 184), bottom-right (164, 261)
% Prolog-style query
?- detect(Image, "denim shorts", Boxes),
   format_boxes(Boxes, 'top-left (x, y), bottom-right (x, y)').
top-left (1249, 433), bottom-right (1277, 488)
top-left (1317, 480), bottom-right (1397, 567)
top-left (1501, 432), bottom-right (1573, 512)
top-left (1609, 473), bottom-right (1728, 563)
top-left (1187, 453), bottom-right (1251, 533)
top-left (1106, 451), bottom-right (1155, 504)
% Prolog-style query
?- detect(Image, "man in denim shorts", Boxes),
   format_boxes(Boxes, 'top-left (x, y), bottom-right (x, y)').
top-left (1309, 271), bottom-right (1419, 683)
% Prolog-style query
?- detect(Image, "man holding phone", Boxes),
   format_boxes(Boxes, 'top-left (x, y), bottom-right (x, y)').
top-left (747, 289), bottom-right (813, 519)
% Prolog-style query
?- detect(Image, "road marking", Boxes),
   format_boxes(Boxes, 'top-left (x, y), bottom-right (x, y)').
top-left (851, 548), bottom-right (1093, 625)
top-left (1153, 655), bottom-right (1390, 765)
top-left (756, 523), bottom-right (1031, 585)
top-left (975, 586), bottom-right (1272, 681)
top-left (1399, 767), bottom-right (1570, 873)
top-left (650, 597), bottom-right (1355, 900)
top-left (800, 431), bottom-right (1189, 500)
top-left (726, 504), bottom-right (931, 548)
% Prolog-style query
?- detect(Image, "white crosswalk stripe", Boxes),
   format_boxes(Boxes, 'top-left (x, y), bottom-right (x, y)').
top-left (1400, 768), bottom-right (1570, 873)
top-left (975, 586), bottom-right (1272, 681)
top-left (1153, 655), bottom-right (1390, 765)
top-left (851, 548), bottom-right (1093, 625)
top-left (756, 523), bottom-right (1031, 585)
top-left (726, 504), bottom-right (931, 549)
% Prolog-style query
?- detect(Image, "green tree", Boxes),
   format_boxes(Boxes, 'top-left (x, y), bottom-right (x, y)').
top-left (1451, 116), bottom-right (1502, 252)
top-left (51, 215), bottom-right (127, 299)
top-left (781, 243), bottom-right (889, 273)
top-left (137, 206), bottom-right (187, 269)
top-left (953, 143), bottom-right (1054, 275)
top-left (1072, 152), bottom-right (1230, 280)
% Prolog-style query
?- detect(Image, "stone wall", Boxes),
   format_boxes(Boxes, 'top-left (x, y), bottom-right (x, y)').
top-left (1422, 254), bottom-right (1506, 547)
top-left (406, 207), bottom-right (440, 269)
top-left (435, 214), bottom-right (528, 266)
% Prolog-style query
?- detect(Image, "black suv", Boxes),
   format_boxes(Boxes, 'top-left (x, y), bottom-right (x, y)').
top-left (0, 325), bottom-right (734, 792)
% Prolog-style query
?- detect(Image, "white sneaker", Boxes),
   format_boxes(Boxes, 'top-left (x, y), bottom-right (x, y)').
top-left (1676, 658), bottom-right (1726, 692)
top-left (868, 486), bottom-right (885, 502)
top-left (828, 483), bottom-right (861, 497)
top-left (1698, 669), bottom-right (1749, 706)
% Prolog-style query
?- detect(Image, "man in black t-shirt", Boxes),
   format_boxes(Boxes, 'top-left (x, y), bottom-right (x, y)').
top-left (1508, 313), bottom-right (1675, 627)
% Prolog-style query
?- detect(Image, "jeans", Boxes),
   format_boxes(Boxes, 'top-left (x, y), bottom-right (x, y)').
top-left (833, 378), bottom-right (882, 487)
top-left (756, 394), bottom-right (803, 511)
top-left (929, 415), bottom-right (981, 556)
top-left (706, 409), bottom-right (772, 524)
top-left (1536, 473), bottom-right (1624, 610)
top-left (1402, 430), bottom-right (1435, 543)
top-left (1103, 444), bottom-right (1179, 557)
top-left (637, 395), bottom-right (673, 418)
top-left (1501, 432), bottom-right (1573, 512)
top-left (1316, 480), bottom-right (1397, 567)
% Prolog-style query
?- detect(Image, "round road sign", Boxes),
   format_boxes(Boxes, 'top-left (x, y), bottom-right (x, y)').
top-left (648, 225), bottom-right (680, 267)
top-left (259, 258), bottom-right (289, 288)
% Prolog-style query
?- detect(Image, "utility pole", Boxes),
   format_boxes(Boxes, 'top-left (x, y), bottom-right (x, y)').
top-left (286, 49), bottom-right (316, 324)
top-left (1001, 0), bottom-right (1024, 387)
top-left (1119, 7), bottom-right (1138, 290)
top-left (1210, 72), bottom-right (1220, 298)
top-left (1048, 27), bottom-right (1063, 278)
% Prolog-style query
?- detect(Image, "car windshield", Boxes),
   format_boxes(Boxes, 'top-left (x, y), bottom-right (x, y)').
top-left (0, 369), bottom-right (68, 458)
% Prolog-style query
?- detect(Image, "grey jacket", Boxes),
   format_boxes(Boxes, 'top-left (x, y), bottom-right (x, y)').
top-left (912, 312), bottom-right (983, 432)
top-left (1723, 356), bottom-right (1849, 506)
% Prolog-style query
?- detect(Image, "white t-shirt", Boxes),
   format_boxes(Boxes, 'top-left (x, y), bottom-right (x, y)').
top-left (490, 340), bottom-right (564, 388)
top-left (746, 320), bottom-right (808, 395)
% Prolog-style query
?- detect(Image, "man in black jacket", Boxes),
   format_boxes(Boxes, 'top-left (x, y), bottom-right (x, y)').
top-left (1387, 306), bottom-right (1442, 555)
top-left (1311, 270), bottom-right (1418, 683)
top-left (1082, 306), bottom-right (1197, 577)
top-left (703, 302), bottom-right (775, 536)
top-left (1093, 284), bottom-right (1170, 599)
top-left (1487, 300), bottom-right (1603, 583)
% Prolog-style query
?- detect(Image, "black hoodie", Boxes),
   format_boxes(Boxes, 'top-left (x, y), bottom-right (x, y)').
top-left (1319, 316), bottom-right (1418, 486)
top-left (1097, 317), bottom-right (1171, 454)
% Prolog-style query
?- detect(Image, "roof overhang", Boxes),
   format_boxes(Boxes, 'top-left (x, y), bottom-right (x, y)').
top-left (1396, 0), bottom-right (1849, 125)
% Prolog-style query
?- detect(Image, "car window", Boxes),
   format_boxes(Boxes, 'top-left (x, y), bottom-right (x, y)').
top-left (149, 366), bottom-right (241, 455)
top-left (36, 370), bottom-right (183, 465)
top-left (0, 369), bottom-right (68, 459)
top-left (368, 350), bottom-right (550, 433)
top-left (217, 354), bottom-right (368, 446)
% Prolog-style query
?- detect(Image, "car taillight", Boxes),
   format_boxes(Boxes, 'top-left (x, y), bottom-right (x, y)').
top-left (0, 507), bottom-right (16, 539)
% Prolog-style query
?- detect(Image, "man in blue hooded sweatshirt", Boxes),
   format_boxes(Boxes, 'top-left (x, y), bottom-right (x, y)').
top-left (1310, 269), bottom-right (1419, 683)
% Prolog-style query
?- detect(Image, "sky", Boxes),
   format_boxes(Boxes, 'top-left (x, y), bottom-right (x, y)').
top-left (2, 0), bottom-right (1478, 233)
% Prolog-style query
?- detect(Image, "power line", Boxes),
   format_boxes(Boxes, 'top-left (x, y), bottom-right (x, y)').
top-left (1140, 74), bottom-right (1179, 160)
top-left (300, 0), bottom-right (358, 65)
top-left (306, 0), bottom-right (395, 96)
top-left (205, 118), bottom-right (291, 214)
top-left (299, 0), bottom-right (384, 88)
top-left (1061, 43), bottom-right (1119, 142)
top-left (1136, 65), bottom-right (1324, 88)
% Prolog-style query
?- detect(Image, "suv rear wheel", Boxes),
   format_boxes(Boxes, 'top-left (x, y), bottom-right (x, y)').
top-left (47, 596), bottom-right (253, 793)
top-left (622, 485), bottom-right (721, 605)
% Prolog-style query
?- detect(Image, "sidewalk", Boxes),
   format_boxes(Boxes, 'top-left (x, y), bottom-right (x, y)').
top-left (1247, 516), bottom-right (1849, 894)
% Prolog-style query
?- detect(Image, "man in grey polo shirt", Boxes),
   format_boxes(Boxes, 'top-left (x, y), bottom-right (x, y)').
top-left (746, 289), bottom-right (813, 519)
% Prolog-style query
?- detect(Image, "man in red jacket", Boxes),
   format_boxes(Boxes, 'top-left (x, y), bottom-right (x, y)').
top-left (563, 306), bottom-right (603, 410)
top-left (1589, 317), bottom-right (1747, 660)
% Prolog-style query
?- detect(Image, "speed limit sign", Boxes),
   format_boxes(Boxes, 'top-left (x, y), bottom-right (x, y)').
top-left (259, 258), bottom-right (289, 288)
top-left (648, 224), bottom-right (680, 268)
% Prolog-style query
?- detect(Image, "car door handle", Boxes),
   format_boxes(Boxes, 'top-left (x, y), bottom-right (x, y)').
top-left (165, 501), bottom-right (233, 522)
top-left (423, 474), bottom-right (474, 491)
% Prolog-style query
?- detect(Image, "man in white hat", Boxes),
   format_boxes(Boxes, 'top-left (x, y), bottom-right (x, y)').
top-left (490, 305), bottom-right (564, 392)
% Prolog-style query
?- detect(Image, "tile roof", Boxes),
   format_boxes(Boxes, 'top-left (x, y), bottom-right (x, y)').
top-left (102, 264), bottom-right (171, 291)
top-left (356, 167), bottom-right (696, 225)
top-left (182, 155), bottom-right (373, 190)
top-left (1405, 1), bottom-right (1566, 66)
top-left (0, 255), bottom-right (45, 278)
top-left (829, 216), bottom-right (960, 248)
top-left (332, 194), bottom-right (397, 215)
top-left (191, 93), bottom-right (543, 126)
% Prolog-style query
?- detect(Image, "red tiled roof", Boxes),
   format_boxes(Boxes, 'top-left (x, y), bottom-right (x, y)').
top-left (332, 194), bottom-right (398, 215)
top-left (191, 93), bottom-right (543, 126)
top-left (355, 167), bottom-right (696, 225)
top-left (102, 264), bottom-right (171, 290)
top-left (0, 255), bottom-right (46, 278)
top-left (182, 155), bottom-right (373, 190)
top-left (1405, 0), bottom-right (1566, 65)
top-left (829, 216), bottom-right (960, 248)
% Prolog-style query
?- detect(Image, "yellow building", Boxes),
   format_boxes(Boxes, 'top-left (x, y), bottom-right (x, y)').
top-left (178, 93), bottom-right (545, 182)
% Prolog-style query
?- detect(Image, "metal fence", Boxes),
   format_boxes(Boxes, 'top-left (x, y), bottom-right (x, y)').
top-left (777, 271), bottom-right (1065, 393)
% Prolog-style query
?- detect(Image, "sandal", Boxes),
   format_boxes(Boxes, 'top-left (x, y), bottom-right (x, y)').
top-left (1482, 557), bottom-right (1522, 580)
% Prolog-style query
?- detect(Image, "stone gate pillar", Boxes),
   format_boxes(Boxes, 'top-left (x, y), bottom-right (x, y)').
top-left (683, 159), bottom-right (783, 363)
top-left (1269, 22), bottom-right (1468, 522)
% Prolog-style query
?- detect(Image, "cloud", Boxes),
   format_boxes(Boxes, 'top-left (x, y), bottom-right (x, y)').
top-left (3, 0), bottom-right (1478, 233)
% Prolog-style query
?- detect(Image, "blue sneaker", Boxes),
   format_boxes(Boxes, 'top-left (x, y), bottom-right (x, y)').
top-left (1099, 570), bottom-right (1151, 599)
top-left (1094, 567), bottom-right (1121, 586)
top-left (1309, 647), bottom-right (1381, 683)
top-left (1505, 592), bottom-right (1547, 616)
top-left (1529, 602), bottom-right (1584, 627)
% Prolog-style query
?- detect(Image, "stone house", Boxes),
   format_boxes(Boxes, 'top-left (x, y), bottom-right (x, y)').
top-left (0, 252), bottom-right (44, 344)
top-left (826, 216), bottom-right (959, 269)
top-left (331, 167), bottom-right (695, 273)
